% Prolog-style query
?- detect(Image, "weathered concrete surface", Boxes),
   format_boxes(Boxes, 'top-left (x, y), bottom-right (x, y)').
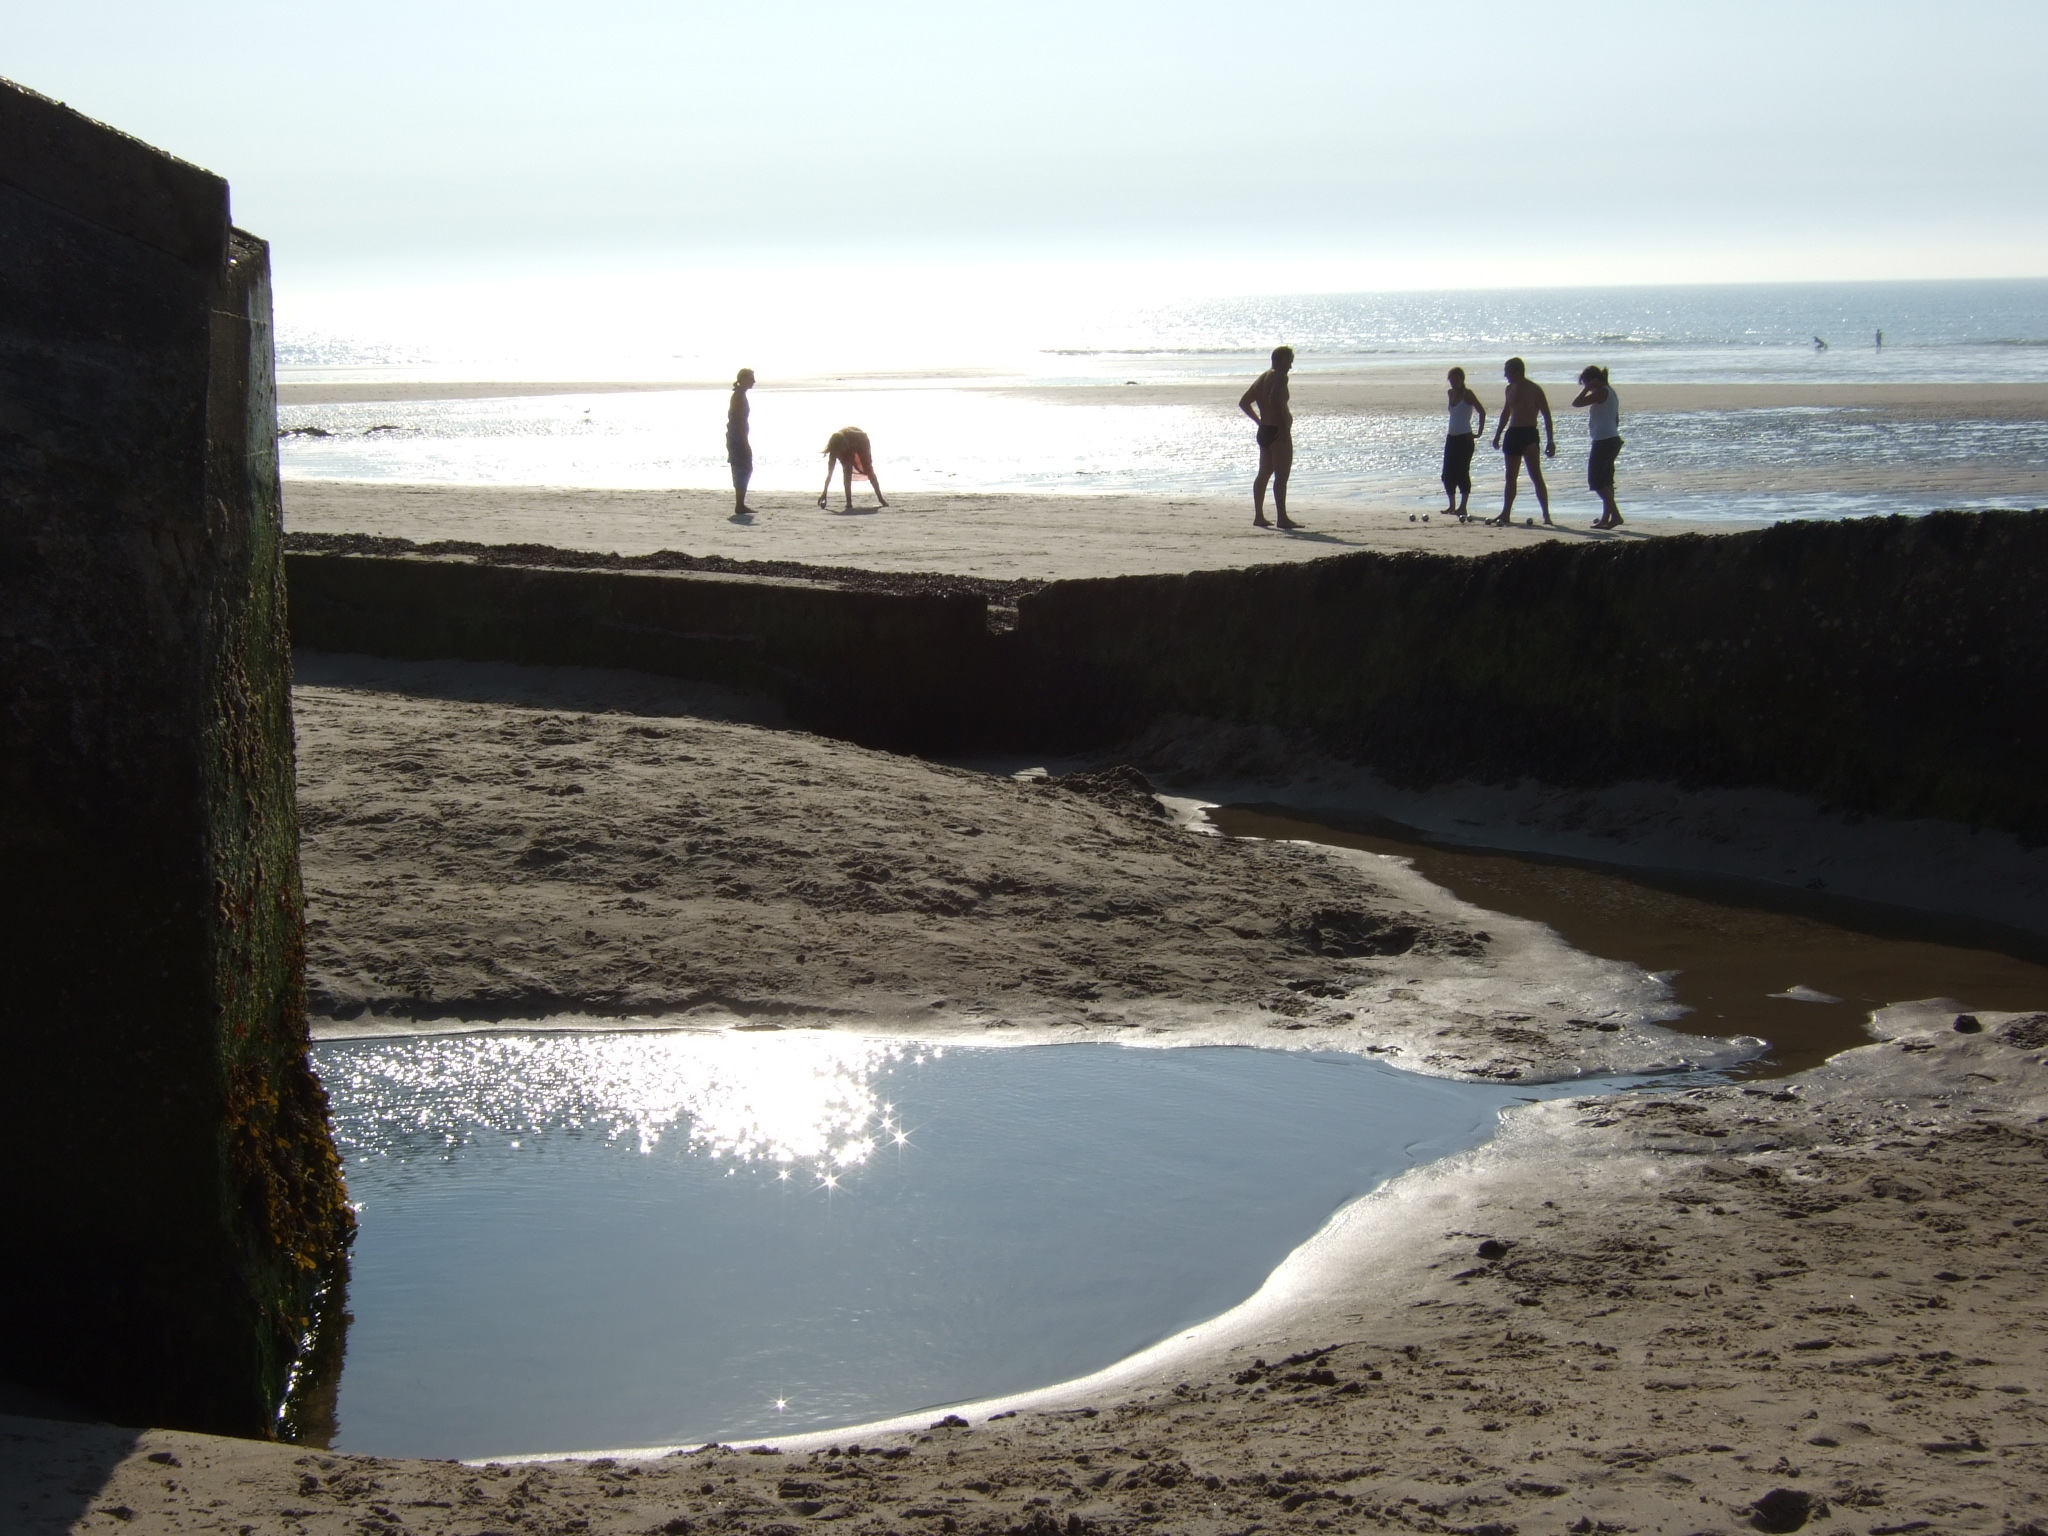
top-left (286, 551), bottom-right (996, 752)
top-left (1013, 509), bottom-right (2048, 841)
top-left (0, 79), bottom-right (350, 1434)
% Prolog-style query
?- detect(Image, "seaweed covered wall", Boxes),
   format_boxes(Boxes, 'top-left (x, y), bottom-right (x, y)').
top-left (1013, 510), bottom-right (2048, 840)
top-left (287, 551), bottom-right (994, 752)
top-left (0, 79), bottom-right (351, 1434)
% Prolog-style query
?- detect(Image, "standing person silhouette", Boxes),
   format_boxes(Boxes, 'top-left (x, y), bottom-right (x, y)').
top-left (727, 368), bottom-right (756, 517)
top-left (1489, 356), bottom-right (1554, 526)
top-left (1238, 345), bottom-right (1301, 530)
top-left (1572, 365), bottom-right (1624, 529)
top-left (1441, 367), bottom-right (1487, 518)
top-left (818, 427), bottom-right (889, 511)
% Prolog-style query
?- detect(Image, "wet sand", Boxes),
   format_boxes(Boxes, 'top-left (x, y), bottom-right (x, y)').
top-left (280, 373), bottom-right (2048, 422)
top-left (8, 658), bottom-right (2048, 1531)
top-left (11, 1011), bottom-right (2046, 1534)
top-left (1212, 806), bottom-right (2048, 1079)
top-left (291, 653), bottom-right (1733, 1083)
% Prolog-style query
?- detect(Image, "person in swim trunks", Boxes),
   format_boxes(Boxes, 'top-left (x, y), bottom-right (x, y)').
top-left (1572, 365), bottom-right (1624, 529)
top-left (1489, 356), bottom-right (1554, 526)
top-left (818, 427), bottom-right (889, 511)
top-left (1441, 367), bottom-right (1487, 518)
top-left (1238, 345), bottom-right (1301, 530)
top-left (727, 368), bottom-right (756, 517)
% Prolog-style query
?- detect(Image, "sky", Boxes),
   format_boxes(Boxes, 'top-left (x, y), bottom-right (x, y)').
top-left (7, 0), bottom-right (2045, 310)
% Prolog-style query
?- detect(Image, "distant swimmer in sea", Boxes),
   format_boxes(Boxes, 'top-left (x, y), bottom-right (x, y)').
top-left (1489, 356), bottom-right (1554, 527)
top-left (1814, 335), bottom-right (1829, 352)
top-left (818, 427), bottom-right (889, 511)
top-left (1441, 367), bottom-right (1487, 519)
top-left (1238, 345), bottom-right (1301, 530)
top-left (1876, 329), bottom-right (1884, 350)
top-left (1572, 365), bottom-right (1624, 530)
top-left (727, 368), bottom-right (756, 517)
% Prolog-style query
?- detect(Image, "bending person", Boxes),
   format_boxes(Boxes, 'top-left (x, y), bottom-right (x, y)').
top-left (818, 427), bottom-right (888, 511)
top-left (1237, 345), bottom-right (1301, 530)
top-left (1489, 356), bottom-right (1554, 526)
top-left (727, 369), bottom-right (756, 517)
top-left (1572, 365), bottom-right (1624, 529)
top-left (1441, 366), bottom-right (1486, 518)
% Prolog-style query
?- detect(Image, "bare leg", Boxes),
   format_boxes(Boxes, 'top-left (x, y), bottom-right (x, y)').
top-left (1274, 467), bottom-right (1298, 529)
top-left (867, 470), bottom-right (889, 507)
top-left (1252, 467), bottom-right (1273, 527)
top-left (734, 458), bottom-right (754, 516)
top-left (1492, 454), bottom-right (1519, 525)
top-left (818, 458), bottom-right (836, 508)
top-left (1528, 452), bottom-right (1552, 523)
top-left (841, 461), bottom-right (854, 510)
top-left (1597, 486), bottom-right (1622, 527)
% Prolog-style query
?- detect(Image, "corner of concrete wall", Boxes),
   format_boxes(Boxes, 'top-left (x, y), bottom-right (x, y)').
top-left (0, 76), bottom-right (350, 1435)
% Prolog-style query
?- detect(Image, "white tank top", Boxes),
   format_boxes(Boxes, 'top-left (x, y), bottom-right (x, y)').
top-left (1589, 386), bottom-right (1620, 441)
top-left (1447, 397), bottom-right (1475, 434)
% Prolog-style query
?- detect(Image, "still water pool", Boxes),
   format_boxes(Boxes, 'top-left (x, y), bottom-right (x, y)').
top-left (314, 1034), bottom-right (1635, 1460)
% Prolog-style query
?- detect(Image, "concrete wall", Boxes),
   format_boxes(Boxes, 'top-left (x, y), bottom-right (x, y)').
top-left (1011, 510), bottom-right (2048, 841)
top-left (288, 552), bottom-right (996, 752)
top-left (0, 80), bottom-right (351, 1434)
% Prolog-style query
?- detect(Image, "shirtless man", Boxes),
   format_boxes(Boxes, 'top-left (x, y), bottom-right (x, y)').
top-left (1489, 356), bottom-right (1554, 527)
top-left (1238, 345), bottom-right (1301, 530)
top-left (727, 368), bottom-right (756, 517)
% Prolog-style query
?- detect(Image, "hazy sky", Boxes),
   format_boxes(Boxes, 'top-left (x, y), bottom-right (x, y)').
top-left (8, 0), bottom-right (2045, 296)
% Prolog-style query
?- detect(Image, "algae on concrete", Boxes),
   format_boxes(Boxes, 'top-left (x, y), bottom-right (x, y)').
top-left (0, 79), bottom-right (351, 1435)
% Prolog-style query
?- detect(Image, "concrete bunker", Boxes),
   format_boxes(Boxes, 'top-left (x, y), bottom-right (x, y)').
top-left (0, 79), bottom-right (351, 1434)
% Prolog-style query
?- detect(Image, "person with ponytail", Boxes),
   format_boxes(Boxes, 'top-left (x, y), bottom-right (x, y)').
top-left (1572, 365), bottom-right (1624, 529)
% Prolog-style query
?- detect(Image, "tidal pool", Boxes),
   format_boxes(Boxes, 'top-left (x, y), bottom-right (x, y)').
top-left (315, 1034), bottom-right (1632, 1460)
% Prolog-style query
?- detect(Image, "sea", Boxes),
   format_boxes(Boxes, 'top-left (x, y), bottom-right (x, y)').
top-left (277, 277), bottom-right (2048, 522)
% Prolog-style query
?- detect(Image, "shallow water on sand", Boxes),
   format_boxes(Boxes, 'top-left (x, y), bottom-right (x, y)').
top-left (315, 1036), bottom-right (1634, 1461)
top-left (1210, 805), bottom-right (2048, 1077)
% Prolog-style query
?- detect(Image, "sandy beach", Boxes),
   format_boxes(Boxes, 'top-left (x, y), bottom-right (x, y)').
top-left (7, 653), bottom-right (2048, 1532)
top-left (285, 482), bottom-right (1762, 583)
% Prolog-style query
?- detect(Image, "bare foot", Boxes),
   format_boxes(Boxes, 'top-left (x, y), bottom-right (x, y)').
top-left (1253, 516), bottom-right (1273, 528)
top-left (876, 498), bottom-right (890, 507)
top-left (1277, 518), bottom-right (1302, 531)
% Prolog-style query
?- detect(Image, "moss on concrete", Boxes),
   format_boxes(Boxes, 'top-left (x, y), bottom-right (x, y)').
top-left (0, 80), bottom-right (350, 1435)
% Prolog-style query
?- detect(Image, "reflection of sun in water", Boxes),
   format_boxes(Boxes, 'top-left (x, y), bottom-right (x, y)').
top-left (319, 1031), bottom-right (937, 1188)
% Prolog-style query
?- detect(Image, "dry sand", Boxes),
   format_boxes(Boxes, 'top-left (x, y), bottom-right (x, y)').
top-left (284, 481), bottom-right (1758, 584)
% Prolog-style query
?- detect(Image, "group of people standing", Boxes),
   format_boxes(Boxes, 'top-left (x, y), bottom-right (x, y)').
top-left (727, 351), bottom-right (1626, 531)
top-left (1237, 348), bottom-right (1625, 532)
top-left (1441, 358), bottom-right (1624, 529)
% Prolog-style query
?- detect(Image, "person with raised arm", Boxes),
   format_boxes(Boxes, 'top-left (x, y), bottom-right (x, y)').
top-left (1572, 365), bottom-right (1624, 529)
top-left (1441, 367), bottom-right (1487, 519)
top-left (1238, 346), bottom-right (1301, 530)
top-left (1488, 356), bottom-right (1554, 526)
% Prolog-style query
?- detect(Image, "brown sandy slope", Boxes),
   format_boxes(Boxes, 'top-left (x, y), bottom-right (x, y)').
top-left (292, 655), bottom-right (1729, 1082)
top-left (9, 1011), bottom-right (2046, 1534)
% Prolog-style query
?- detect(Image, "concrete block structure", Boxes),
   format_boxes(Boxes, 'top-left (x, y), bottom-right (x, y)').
top-left (0, 79), bottom-right (351, 1434)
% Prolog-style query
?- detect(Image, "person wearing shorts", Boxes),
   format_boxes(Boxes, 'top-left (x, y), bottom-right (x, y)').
top-left (1489, 356), bottom-right (1554, 526)
top-left (726, 368), bottom-right (756, 517)
top-left (1572, 365), bottom-right (1624, 529)
top-left (818, 427), bottom-right (889, 511)
top-left (1441, 367), bottom-right (1487, 518)
top-left (1238, 345), bottom-right (1300, 530)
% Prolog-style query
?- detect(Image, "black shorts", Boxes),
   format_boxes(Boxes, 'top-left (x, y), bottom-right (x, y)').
top-left (1255, 423), bottom-right (1277, 449)
top-left (1589, 436), bottom-right (1624, 490)
top-left (1502, 424), bottom-right (1540, 456)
